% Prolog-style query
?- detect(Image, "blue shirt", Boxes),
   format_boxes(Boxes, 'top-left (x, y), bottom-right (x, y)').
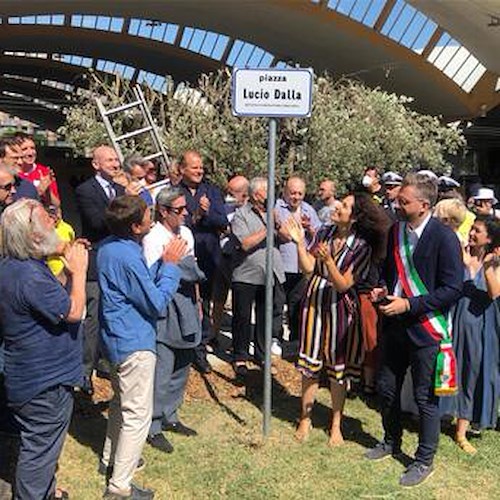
top-left (97, 237), bottom-right (181, 365)
top-left (0, 258), bottom-right (81, 406)
top-left (275, 199), bottom-right (321, 273)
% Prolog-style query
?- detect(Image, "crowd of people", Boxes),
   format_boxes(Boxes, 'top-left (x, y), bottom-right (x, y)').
top-left (0, 137), bottom-right (499, 498)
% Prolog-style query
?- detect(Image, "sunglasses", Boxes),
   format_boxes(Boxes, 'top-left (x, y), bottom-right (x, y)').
top-left (0, 182), bottom-right (14, 191)
top-left (165, 205), bottom-right (187, 215)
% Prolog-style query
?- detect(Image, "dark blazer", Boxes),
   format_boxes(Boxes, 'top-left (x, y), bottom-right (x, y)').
top-left (382, 216), bottom-right (463, 347)
top-left (74, 176), bottom-right (125, 280)
top-left (179, 181), bottom-right (228, 282)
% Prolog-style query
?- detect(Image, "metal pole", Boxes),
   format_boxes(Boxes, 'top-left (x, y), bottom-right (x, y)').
top-left (263, 117), bottom-right (277, 437)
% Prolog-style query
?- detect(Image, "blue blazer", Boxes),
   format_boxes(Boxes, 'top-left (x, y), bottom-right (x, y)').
top-left (382, 217), bottom-right (463, 346)
top-left (75, 176), bottom-right (125, 280)
top-left (179, 181), bottom-right (228, 281)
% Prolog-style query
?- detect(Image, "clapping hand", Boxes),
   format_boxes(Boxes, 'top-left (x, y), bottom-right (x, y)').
top-left (199, 194), bottom-right (210, 213)
top-left (285, 216), bottom-right (304, 244)
top-left (62, 241), bottom-right (89, 276)
top-left (162, 237), bottom-right (188, 264)
top-left (125, 181), bottom-right (142, 196)
top-left (37, 173), bottom-right (52, 195)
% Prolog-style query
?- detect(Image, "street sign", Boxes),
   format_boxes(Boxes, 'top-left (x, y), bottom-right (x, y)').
top-left (232, 68), bottom-right (313, 118)
top-left (230, 67), bottom-right (314, 438)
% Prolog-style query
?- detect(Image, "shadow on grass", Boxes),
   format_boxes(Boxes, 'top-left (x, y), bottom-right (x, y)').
top-left (199, 371), bottom-right (247, 426)
top-left (67, 395), bottom-right (109, 460)
top-left (230, 367), bottom-right (381, 450)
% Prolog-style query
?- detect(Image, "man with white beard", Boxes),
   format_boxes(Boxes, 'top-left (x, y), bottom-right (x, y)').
top-left (0, 198), bottom-right (88, 500)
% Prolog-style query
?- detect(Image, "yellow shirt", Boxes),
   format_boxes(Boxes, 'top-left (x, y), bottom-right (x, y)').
top-left (457, 210), bottom-right (475, 245)
top-left (47, 220), bottom-right (75, 276)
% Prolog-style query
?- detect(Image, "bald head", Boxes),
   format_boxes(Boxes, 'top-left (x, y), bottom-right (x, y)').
top-left (227, 175), bottom-right (249, 207)
top-left (92, 145), bottom-right (120, 181)
top-left (285, 176), bottom-right (306, 210)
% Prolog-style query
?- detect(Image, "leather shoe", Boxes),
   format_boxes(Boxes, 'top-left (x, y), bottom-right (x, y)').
top-left (146, 433), bottom-right (174, 454)
top-left (162, 421), bottom-right (197, 437)
top-left (103, 482), bottom-right (154, 499)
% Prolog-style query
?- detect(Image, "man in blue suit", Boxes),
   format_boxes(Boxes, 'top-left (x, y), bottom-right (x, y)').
top-left (366, 173), bottom-right (463, 487)
top-left (178, 150), bottom-right (228, 373)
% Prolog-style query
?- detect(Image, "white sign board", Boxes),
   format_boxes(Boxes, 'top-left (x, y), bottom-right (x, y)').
top-left (232, 68), bottom-right (313, 118)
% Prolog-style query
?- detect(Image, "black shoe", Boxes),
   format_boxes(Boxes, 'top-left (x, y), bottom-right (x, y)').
top-left (194, 359), bottom-right (212, 374)
top-left (399, 462), bottom-right (434, 487)
top-left (103, 482), bottom-right (155, 499)
top-left (98, 457), bottom-right (145, 476)
top-left (233, 362), bottom-right (248, 378)
top-left (365, 442), bottom-right (401, 461)
top-left (162, 421), bottom-right (198, 437)
top-left (146, 433), bottom-right (174, 454)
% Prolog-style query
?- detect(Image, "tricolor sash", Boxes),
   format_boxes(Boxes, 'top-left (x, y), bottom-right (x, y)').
top-left (393, 223), bottom-right (458, 396)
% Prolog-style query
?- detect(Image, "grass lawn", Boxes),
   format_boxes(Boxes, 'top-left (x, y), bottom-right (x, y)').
top-left (58, 360), bottom-right (500, 500)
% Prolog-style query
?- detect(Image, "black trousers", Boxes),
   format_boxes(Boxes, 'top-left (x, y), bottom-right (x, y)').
top-left (232, 281), bottom-right (285, 363)
top-left (82, 281), bottom-right (101, 378)
top-left (377, 321), bottom-right (440, 466)
top-left (283, 272), bottom-right (307, 342)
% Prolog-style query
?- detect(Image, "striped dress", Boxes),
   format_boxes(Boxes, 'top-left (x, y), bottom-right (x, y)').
top-left (297, 226), bottom-right (371, 382)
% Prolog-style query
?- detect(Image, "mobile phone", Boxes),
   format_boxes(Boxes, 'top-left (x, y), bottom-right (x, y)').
top-left (376, 297), bottom-right (392, 306)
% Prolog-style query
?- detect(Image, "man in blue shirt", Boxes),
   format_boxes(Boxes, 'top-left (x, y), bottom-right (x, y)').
top-left (275, 176), bottom-right (321, 350)
top-left (0, 198), bottom-right (88, 500)
top-left (98, 195), bottom-right (186, 500)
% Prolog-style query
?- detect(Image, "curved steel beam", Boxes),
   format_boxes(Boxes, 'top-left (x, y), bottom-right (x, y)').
top-left (0, 76), bottom-right (76, 105)
top-left (0, 93), bottom-right (64, 130)
top-left (0, 3), bottom-right (497, 118)
top-left (0, 25), bottom-right (222, 83)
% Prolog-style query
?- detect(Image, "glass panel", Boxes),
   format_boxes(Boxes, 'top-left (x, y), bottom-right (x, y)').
top-left (362, 0), bottom-right (386, 27)
top-left (381, 0), bottom-right (405, 36)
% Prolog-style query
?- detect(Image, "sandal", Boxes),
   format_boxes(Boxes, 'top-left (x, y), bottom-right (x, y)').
top-left (295, 418), bottom-right (312, 443)
top-left (51, 487), bottom-right (69, 499)
top-left (455, 435), bottom-right (477, 455)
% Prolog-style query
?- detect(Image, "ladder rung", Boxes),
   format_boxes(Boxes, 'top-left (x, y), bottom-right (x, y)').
top-left (104, 100), bottom-right (142, 116)
top-left (143, 152), bottom-right (163, 161)
top-left (115, 126), bottom-right (153, 142)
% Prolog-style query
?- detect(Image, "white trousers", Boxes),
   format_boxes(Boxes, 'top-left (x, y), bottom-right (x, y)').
top-left (102, 350), bottom-right (156, 494)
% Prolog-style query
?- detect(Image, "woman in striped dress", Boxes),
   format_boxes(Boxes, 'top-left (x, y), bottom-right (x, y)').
top-left (287, 192), bottom-right (388, 446)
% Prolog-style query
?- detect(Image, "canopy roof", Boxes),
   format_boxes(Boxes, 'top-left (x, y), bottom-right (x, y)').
top-left (0, 1), bottom-right (498, 128)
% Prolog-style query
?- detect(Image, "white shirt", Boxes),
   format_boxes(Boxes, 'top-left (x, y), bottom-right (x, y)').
top-left (394, 213), bottom-right (432, 297)
top-left (142, 222), bottom-right (195, 268)
top-left (95, 173), bottom-right (115, 199)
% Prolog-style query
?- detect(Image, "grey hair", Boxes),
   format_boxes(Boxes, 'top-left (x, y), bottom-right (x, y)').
top-left (402, 173), bottom-right (438, 207)
top-left (249, 177), bottom-right (267, 197)
top-left (123, 154), bottom-right (146, 174)
top-left (1, 199), bottom-right (60, 259)
top-left (156, 186), bottom-right (184, 207)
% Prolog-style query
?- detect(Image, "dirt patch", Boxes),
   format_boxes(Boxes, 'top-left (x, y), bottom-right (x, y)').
top-left (89, 356), bottom-right (302, 408)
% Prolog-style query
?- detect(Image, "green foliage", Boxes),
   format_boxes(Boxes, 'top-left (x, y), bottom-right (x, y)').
top-left (59, 70), bottom-right (464, 190)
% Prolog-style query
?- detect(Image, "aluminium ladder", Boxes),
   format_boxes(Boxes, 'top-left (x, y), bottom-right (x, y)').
top-left (95, 84), bottom-right (170, 172)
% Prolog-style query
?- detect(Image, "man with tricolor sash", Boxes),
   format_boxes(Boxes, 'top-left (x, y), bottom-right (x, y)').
top-left (365, 173), bottom-right (463, 488)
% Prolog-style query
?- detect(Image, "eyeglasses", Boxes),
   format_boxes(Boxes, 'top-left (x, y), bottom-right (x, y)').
top-left (0, 182), bottom-right (14, 191)
top-left (165, 205), bottom-right (187, 215)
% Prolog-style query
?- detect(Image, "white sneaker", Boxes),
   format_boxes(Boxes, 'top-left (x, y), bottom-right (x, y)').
top-left (271, 338), bottom-right (282, 357)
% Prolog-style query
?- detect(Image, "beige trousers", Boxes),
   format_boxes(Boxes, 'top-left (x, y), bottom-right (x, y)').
top-left (102, 350), bottom-right (156, 494)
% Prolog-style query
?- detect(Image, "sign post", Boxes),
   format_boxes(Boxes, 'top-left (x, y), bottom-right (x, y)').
top-left (232, 68), bottom-right (313, 438)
